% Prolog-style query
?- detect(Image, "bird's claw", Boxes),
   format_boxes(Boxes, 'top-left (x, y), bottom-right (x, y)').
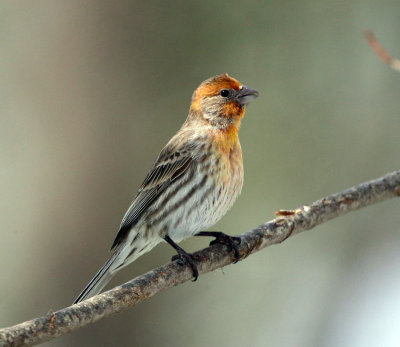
top-left (172, 252), bottom-right (199, 281)
top-left (209, 234), bottom-right (241, 263)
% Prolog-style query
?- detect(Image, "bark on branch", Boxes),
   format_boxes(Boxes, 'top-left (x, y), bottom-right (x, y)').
top-left (1, 170), bottom-right (400, 347)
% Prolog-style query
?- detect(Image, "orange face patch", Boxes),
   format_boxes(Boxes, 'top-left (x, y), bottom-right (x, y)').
top-left (223, 101), bottom-right (245, 120)
top-left (191, 74), bottom-right (243, 110)
top-left (197, 73), bottom-right (242, 98)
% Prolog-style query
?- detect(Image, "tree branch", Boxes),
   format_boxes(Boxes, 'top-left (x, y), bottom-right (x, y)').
top-left (1, 170), bottom-right (399, 346)
top-left (365, 30), bottom-right (400, 72)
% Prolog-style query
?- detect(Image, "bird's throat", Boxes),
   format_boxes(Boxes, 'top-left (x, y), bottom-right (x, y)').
top-left (212, 125), bottom-right (241, 156)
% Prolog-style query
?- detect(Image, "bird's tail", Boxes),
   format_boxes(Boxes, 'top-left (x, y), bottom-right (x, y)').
top-left (74, 236), bottom-right (159, 304)
top-left (73, 252), bottom-right (119, 304)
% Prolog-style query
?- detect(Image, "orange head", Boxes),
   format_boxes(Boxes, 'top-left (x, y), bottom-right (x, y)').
top-left (189, 74), bottom-right (258, 130)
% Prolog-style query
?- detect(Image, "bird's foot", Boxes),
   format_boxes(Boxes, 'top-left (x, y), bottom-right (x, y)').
top-left (196, 231), bottom-right (241, 263)
top-left (171, 251), bottom-right (199, 281)
top-left (165, 235), bottom-right (199, 281)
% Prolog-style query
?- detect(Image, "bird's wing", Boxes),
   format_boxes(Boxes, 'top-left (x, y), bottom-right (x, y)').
top-left (111, 146), bottom-right (193, 249)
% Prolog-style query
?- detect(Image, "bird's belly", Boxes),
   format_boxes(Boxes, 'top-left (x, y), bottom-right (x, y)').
top-left (165, 160), bottom-right (243, 243)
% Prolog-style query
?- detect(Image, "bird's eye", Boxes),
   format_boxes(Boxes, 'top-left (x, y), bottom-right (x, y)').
top-left (220, 89), bottom-right (230, 97)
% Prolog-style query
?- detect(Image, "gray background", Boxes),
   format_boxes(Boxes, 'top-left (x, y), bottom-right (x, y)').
top-left (1, 1), bottom-right (400, 346)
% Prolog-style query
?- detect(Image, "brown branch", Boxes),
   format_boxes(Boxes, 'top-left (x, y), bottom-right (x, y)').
top-left (1, 170), bottom-right (400, 346)
top-left (365, 30), bottom-right (400, 72)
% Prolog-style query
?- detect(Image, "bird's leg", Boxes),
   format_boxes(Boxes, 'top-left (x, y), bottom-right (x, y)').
top-left (164, 235), bottom-right (199, 281)
top-left (195, 231), bottom-right (241, 263)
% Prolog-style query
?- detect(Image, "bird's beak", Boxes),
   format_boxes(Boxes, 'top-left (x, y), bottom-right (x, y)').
top-left (237, 86), bottom-right (259, 106)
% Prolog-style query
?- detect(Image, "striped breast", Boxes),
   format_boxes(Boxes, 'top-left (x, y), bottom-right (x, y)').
top-left (135, 136), bottom-right (243, 243)
top-left (207, 139), bottom-right (244, 228)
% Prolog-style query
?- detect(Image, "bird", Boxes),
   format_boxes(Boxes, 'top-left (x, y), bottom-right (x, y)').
top-left (74, 74), bottom-right (259, 303)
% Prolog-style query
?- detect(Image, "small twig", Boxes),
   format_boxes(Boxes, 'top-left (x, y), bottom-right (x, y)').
top-left (0, 170), bottom-right (399, 346)
top-left (365, 30), bottom-right (400, 72)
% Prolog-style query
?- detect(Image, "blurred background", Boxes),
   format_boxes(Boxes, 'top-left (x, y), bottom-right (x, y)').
top-left (1, 1), bottom-right (400, 346)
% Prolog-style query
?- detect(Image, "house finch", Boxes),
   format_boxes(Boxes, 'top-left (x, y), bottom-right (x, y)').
top-left (74, 74), bottom-right (258, 303)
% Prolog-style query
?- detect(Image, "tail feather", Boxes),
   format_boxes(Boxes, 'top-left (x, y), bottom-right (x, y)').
top-left (74, 253), bottom-right (118, 304)
top-left (74, 235), bottom-right (160, 304)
